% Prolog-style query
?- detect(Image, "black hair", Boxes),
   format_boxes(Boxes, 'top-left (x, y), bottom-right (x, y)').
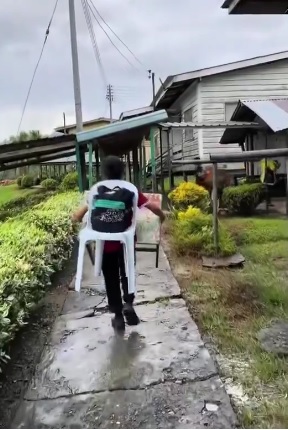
top-left (102, 155), bottom-right (124, 180)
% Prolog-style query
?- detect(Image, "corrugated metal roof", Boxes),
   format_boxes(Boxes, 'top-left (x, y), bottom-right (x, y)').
top-left (222, 0), bottom-right (288, 14)
top-left (119, 106), bottom-right (154, 121)
top-left (154, 50), bottom-right (288, 109)
top-left (220, 98), bottom-right (288, 145)
top-left (55, 117), bottom-right (113, 132)
top-left (76, 110), bottom-right (168, 155)
top-left (159, 121), bottom-right (260, 129)
top-left (241, 99), bottom-right (288, 132)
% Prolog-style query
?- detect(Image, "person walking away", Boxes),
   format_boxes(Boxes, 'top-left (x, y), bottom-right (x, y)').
top-left (72, 156), bottom-right (165, 332)
top-left (260, 159), bottom-right (280, 206)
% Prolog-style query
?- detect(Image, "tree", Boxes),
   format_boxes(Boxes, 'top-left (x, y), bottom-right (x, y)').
top-left (6, 130), bottom-right (44, 175)
top-left (8, 130), bottom-right (43, 143)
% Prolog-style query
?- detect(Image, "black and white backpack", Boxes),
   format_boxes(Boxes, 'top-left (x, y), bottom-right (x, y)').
top-left (90, 185), bottom-right (134, 233)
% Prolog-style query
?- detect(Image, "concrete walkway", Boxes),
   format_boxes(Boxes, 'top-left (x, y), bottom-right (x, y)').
top-left (13, 249), bottom-right (236, 429)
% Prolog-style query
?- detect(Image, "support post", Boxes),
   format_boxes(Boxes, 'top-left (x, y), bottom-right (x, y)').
top-left (132, 148), bottom-right (139, 187)
top-left (212, 163), bottom-right (219, 255)
top-left (167, 130), bottom-right (174, 190)
top-left (250, 134), bottom-right (255, 178)
top-left (88, 142), bottom-right (93, 188)
top-left (95, 145), bottom-right (100, 181)
top-left (150, 128), bottom-right (157, 192)
top-left (75, 142), bottom-right (83, 192)
top-left (142, 145), bottom-right (147, 191)
top-left (139, 143), bottom-right (143, 190)
top-left (159, 128), bottom-right (164, 193)
top-left (128, 153), bottom-right (132, 182)
top-left (286, 157), bottom-right (288, 217)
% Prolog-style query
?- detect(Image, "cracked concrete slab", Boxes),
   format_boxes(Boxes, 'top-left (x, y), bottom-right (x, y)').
top-left (13, 250), bottom-right (236, 428)
top-left (13, 378), bottom-right (236, 429)
top-left (62, 249), bottom-right (180, 315)
top-left (26, 299), bottom-right (217, 400)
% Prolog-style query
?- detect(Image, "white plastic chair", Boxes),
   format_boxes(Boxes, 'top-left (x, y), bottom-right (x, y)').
top-left (75, 180), bottom-right (139, 294)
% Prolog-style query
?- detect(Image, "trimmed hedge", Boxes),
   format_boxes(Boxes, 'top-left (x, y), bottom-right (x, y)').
top-left (41, 178), bottom-right (58, 191)
top-left (61, 171), bottom-right (78, 191)
top-left (222, 183), bottom-right (265, 216)
top-left (20, 175), bottom-right (34, 189)
top-left (0, 192), bottom-right (54, 222)
top-left (0, 192), bottom-right (81, 369)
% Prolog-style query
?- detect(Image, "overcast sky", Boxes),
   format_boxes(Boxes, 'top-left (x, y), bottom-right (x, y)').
top-left (1, 0), bottom-right (288, 141)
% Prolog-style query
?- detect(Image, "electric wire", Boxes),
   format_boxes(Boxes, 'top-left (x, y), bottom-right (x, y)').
top-left (81, 0), bottom-right (107, 86)
top-left (87, 1), bottom-right (140, 71)
top-left (16, 0), bottom-right (59, 135)
top-left (88, 0), bottom-right (146, 69)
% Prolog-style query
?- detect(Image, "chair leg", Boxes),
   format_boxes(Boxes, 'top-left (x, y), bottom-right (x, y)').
top-left (94, 240), bottom-right (104, 276)
top-left (125, 236), bottom-right (136, 295)
top-left (75, 239), bottom-right (86, 292)
top-left (156, 244), bottom-right (160, 268)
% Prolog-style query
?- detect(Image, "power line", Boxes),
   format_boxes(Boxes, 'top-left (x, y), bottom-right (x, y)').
top-left (88, 0), bottom-right (157, 104)
top-left (81, 0), bottom-right (107, 86)
top-left (87, 1), bottom-right (140, 71)
top-left (16, 0), bottom-right (59, 135)
top-left (88, 0), bottom-right (146, 70)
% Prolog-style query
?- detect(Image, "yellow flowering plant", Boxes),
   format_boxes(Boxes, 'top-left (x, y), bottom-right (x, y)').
top-left (168, 181), bottom-right (210, 212)
top-left (178, 206), bottom-right (202, 221)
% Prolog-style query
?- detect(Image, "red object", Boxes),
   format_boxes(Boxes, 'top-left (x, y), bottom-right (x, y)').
top-left (104, 192), bottom-right (148, 253)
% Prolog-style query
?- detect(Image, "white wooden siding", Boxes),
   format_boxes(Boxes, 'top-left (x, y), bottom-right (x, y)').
top-left (171, 82), bottom-right (199, 159)
top-left (201, 58), bottom-right (288, 158)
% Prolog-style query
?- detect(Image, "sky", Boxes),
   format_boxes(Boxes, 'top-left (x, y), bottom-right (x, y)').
top-left (1, 0), bottom-right (288, 141)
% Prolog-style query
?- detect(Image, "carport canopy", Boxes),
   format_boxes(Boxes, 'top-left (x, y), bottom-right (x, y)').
top-left (76, 109), bottom-right (168, 155)
top-left (0, 134), bottom-right (76, 171)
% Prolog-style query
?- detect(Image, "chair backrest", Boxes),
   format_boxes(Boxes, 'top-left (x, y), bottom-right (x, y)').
top-left (136, 193), bottom-right (163, 245)
top-left (87, 180), bottom-right (139, 230)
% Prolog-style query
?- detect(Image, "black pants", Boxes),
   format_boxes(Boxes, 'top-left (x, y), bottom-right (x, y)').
top-left (102, 246), bottom-right (135, 314)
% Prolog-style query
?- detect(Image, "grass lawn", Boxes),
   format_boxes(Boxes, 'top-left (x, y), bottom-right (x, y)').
top-left (164, 216), bottom-right (288, 428)
top-left (0, 184), bottom-right (36, 206)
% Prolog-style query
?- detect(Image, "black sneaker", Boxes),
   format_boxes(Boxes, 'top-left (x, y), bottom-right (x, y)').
top-left (123, 303), bottom-right (140, 326)
top-left (112, 314), bottom-right (125, 332)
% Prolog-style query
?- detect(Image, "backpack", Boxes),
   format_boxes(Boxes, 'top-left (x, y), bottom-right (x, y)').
top-left (90, 185), bottom-right (135, 233)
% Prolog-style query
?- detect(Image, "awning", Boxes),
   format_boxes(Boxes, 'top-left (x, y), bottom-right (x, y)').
top-left (76, 110), bottom-right (168, 155)
top-left (220, 99), bottom-right (288, 144)
top-left (0, 134), bottom-right (76, 171)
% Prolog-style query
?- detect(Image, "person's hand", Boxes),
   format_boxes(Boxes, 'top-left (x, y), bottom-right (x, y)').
top-left (160, 212), bottom-right (166, 224)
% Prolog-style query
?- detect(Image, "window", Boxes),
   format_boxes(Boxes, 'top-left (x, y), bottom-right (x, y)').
top-left (225, 102), bottom-right (238, 121)
top-left (183, 107), bottom-right (194, 141)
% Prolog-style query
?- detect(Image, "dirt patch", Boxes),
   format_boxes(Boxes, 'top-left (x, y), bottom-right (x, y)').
top-left (0, 245), bottom-right (77, 429)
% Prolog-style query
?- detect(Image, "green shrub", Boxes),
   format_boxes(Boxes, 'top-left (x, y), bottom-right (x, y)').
top-left (61, 171), bottom-right (78, 191)
top-left (0, 192), bottom-right (54, 222)
top-left (168, 181), bottom-right (210, 212)
top-left (20, 175), bottom-right (34, 189)
top-left (171, 211), bottom-right (236, 257)
top-left (0, 191), bottom-right (82, 369)
top-left (16, 177), bottom-right (23, 188)
top-left (41, 178), bottom-right (58, 191)
top-left (222, 183), bottom-right (265, 216)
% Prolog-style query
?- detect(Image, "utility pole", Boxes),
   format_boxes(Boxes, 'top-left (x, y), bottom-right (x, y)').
top-left (106, 84), bottom-right (114, 122)
top-left (148, 70), bottom-right (156, 110)
top-left (69, 0), bottom-right (85, 192)
top-left (69, 0), bottom-right (83, 133)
